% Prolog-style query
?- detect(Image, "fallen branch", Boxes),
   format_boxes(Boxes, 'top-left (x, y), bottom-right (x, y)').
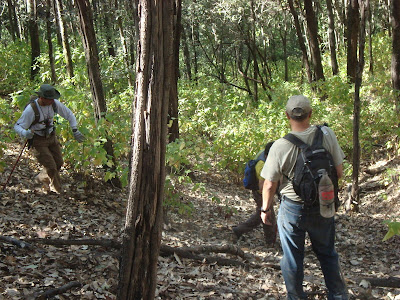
top-left (34, 281), bottom-right (82, 299)
top-left (27, 238), bottom-right (121, 249)
top-left (168, 244), bottom-right (248, 259)
top-left (159, 244), bottom-right (280, 270)
top-left (19, 238), bottom-right (281, 269)
top-left (0, 235), bottom-right (32, 249)
top-left (359, 276), bottom-right (400, 288)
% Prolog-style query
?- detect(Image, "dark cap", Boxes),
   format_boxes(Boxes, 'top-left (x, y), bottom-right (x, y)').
top-left (286, 95), bottom-right (312, 118)
top-left (35, 84), bottom-right (61, 99)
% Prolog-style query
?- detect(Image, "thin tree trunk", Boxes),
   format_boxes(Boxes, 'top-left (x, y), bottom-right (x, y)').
top-left (346, 0), bottom-right (360, 83)
top-left (168, 0), bottom-right (182, 143)
top-left (46, 0), bottom-right (57, 83)
top-left (55, 0), bottom-right (74, 78)
top-left (349, 0), bottom-right (368, 213)
top-left (75, 0), bottom-right (121, 188)
top-left (114, 0), bottom-right (134, 87)
top-left (118, 1), bottom-right (174, 299)
top-left (287, 0), bottom-right (313, 83)
top-left (181, 26), bottom-right (192, 80)
top-left (391, 0), bottom-right (400, 113)
top-left (304, 0), bottom-right (325, 81)
top-left (326, 0), bottom-right (339, 75)
top-left (28, 0), bottom-right (40, 80)
top-left (368, 0), bottom-right (374, 74)
top-left (7, 0), bottom-right (20, 41)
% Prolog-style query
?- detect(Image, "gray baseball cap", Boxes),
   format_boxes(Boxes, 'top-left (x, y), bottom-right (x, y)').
top-left (286, 95), bottom-right (312, 118)
top-left (35, 84), bottom-right (61, 99)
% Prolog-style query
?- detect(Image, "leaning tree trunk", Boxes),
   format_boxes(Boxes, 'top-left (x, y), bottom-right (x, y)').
top-left (287, 0), bottom-right (313, 83)
top-left (55, 0), bottom-right (74, 78)
top-left (117, 1), bottom-right (174, 299)
top-left (75, 0), bottom-right (121, 188)
top-left (391, 0), bottom-right (400, 113)
top-left (27, 0), bottom-right (40, 80)
top-left (304, 0), bottom-right (325, 82)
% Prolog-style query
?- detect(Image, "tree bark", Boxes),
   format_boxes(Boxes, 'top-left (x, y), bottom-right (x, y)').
top-left (117, 1), bottom-right (174, 299)
top-left (326, 0), bottom-right (339, 75)
top-left (346, 0), bottom-right (360, 83)
top-left (391, 0), bottom-right (400, 113)
top-left (349, 0), bottom-right (368, 213)
top-left (75, 0), bottom-right (121, 188)
top-left (45, 0), bottom-right (57, 83)
top-left (168, 0), bottom-right (182, 143)
top-left (7, 0), bottom-right (20, 41)
top-left (304, 0), bottom-right (325, 81)
top-left (287, 0), bottom-right (313, 83)
top-left (181, 26), bottom-right (192, 80)
top-left (28, 0), bottom-right (40, 80)
top-left (55, 0), bottom-right (74, 78)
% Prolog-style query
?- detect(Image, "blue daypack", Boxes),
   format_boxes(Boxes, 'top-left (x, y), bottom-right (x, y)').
top-left (243, 150), bottom-right (265, 190)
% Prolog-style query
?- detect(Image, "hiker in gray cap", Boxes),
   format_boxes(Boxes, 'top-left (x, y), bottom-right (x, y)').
top-left (14, 84), bottom-right (85, 194)
top-left (260, 95), bottom-right (348, 299)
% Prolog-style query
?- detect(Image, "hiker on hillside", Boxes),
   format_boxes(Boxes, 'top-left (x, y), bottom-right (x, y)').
top-left (232, 142), bottom-right (277, 246)
top-left (14, 84), bottom-right (85, 194)
top-left (260, 95), bottom-right (348, 299)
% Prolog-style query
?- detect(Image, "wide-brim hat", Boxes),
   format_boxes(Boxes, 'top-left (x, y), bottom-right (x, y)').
top-left (286, 95), bottom-right (312, 118)
top-left (35, 84), bottom-right (61, 99)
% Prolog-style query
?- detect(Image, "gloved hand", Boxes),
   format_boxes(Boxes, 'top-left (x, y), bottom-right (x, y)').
top-left (22, 129), bottom-right (34, 139)
top-left (73, 129), bottom-right (86, 142)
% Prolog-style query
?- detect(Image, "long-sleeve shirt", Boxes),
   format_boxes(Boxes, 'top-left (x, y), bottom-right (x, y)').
top-left (14, 99), bottom-right (78, 137)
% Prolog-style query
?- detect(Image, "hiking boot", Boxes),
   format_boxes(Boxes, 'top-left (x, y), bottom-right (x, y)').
top-left (34, 174), bottom-right (50, 192)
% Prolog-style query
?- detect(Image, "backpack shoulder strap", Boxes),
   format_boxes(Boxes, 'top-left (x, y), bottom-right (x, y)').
top-left (52, 101), bottom-right (58, 114)
top-left (283, 133), bottom-right (308, 150)
top-left (30, 101), bottom-right (40, 126)
top-left (311, 125), bottom-right (324, 147)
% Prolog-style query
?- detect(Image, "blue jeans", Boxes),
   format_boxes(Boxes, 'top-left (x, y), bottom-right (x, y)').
top-left (278, 198), bottom-right (348, 300)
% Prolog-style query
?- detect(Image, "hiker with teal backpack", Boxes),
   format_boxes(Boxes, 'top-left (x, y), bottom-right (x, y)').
top-left (14, 84), bottom-right (85, 194)
top-left (260, 95), bottom-right (348, 299)
top-left (232, 141), bottom-right (277, 246)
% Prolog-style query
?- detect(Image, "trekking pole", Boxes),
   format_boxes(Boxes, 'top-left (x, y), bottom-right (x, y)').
top-left (2, 140), bottom-right (28, 191)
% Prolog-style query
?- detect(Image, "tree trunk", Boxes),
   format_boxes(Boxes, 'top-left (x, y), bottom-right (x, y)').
top-left (46, 0), bottom-right (57, 83)
top-left (168, 0), bottom-right (182, 143)
top-left (7, 0), bottom-right (20, 41)
top-left (326, 0), bottom-right (339, 75)
top-left (114, 0), bottom-right (134, 87)
top-left (346, 0), bottom-right (360, 83)
top-left (304, 0), bottom-right (325, 81)
top-left (181, 26), bottom-right (192, 80)
top-left (391, 0), bottom-right (400, 113)
top-left (117, 1), bottom-right (174, 299)
top-left (28, 0), bottom-right (40, 80)
top-left (75, 0), bottom-right (121, 188)
top-left (55, 0), bottom-right (74, 78)
top-left (349, 0), bottom-right (368, 213)
top-left (287, 0), bottom-right (313, 83)
top-left (368, 0), bottom-right (374, 74)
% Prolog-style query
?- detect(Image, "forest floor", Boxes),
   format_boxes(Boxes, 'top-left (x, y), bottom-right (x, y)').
top-left (0, 142), bottom-right (399, 300)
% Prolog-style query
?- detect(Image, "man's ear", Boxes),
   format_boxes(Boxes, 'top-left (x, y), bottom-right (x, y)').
top-left (285, 111), bottom-right (291, 119)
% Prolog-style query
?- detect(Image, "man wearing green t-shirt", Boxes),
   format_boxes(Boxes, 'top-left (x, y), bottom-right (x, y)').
top-left (232, 142), bottom-right (277, 245)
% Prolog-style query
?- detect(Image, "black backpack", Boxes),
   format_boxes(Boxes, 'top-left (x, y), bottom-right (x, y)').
top-left (283, 126), bottom-right (339, 208)
top-left (243, 150), bottom-right (265, 190)
top-left (26, 96), bottom-right (58, 126)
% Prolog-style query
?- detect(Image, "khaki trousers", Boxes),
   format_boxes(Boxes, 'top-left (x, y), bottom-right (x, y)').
top-left (32, 132), bottom-right (63, 193)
